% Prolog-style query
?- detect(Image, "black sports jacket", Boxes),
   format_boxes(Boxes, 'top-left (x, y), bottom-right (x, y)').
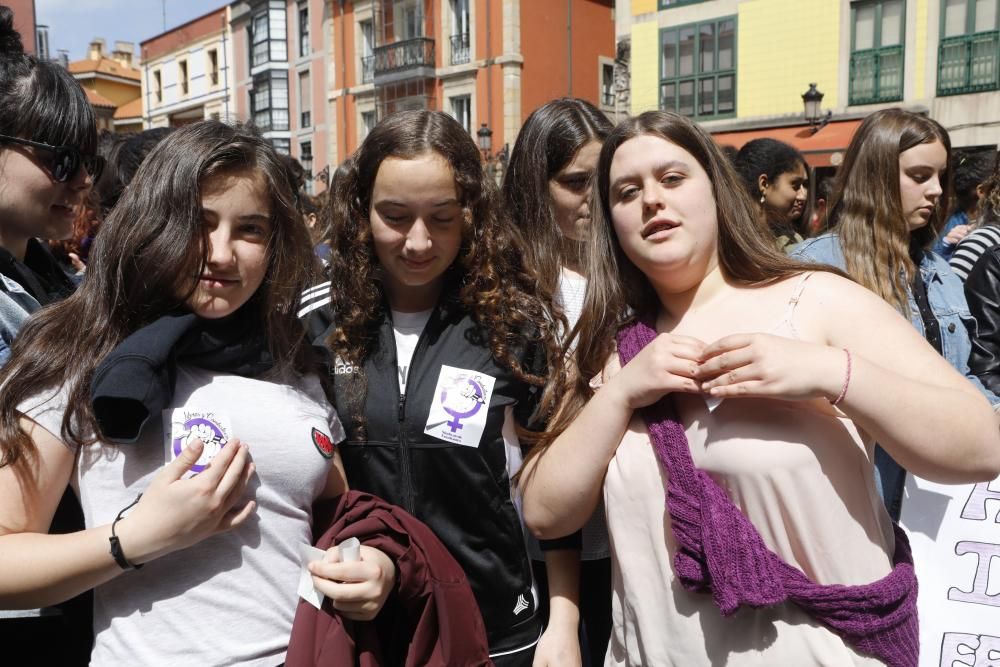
top-left (302, 286), bottom-right (544, 655)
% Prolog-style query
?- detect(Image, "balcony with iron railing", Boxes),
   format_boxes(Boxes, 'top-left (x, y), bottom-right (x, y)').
top-left (373, 37), bottom-right (436, 85)
top-left (938, 30), bottom-right (1000, 96)
top-left (362, 55), bottom-right (375, 84)
top-left (450, 33), bottom-right (470, 65)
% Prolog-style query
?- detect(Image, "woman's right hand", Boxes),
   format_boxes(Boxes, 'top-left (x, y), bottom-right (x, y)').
top-left (113, 438), bottom-right (257, 565)
top-left (606, 333), bottom-right (706, 410)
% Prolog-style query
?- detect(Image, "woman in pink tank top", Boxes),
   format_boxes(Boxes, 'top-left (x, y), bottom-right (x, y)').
top-left (518, 111), bottom-right (1000, 666)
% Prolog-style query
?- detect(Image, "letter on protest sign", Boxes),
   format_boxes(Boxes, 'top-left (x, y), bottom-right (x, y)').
top-left (961, 482), bottom-right (1000, 522)
top-left (947, 541), bottom-right (1000, 607)
top-left (939, 632), bottom-right (1000, 667)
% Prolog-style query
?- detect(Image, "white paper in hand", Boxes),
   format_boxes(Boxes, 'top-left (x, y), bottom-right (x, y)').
top-left (297, 543), bottom-right (328, 610)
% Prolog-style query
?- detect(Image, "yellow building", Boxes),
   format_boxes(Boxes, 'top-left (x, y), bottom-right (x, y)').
top-left (616, 0), bottom-right (999, 161)
top-left (68, 39), bottom-right (143, 134)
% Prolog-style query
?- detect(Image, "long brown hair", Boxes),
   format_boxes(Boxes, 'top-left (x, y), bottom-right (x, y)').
top-left (324, 110), bottom-right (564, 438)
top-left (0, 121), bottom-right (315, 476)
top-left (827, 109), bottom-right (952, 312)
top-left (502, 97), bottom-right (613, 296)
top-left (530, 111), bottom-right (837, 458)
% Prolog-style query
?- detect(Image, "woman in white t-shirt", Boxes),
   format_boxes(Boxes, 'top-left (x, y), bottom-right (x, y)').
top-left (0, 121), bottom-right (395, 667)
top-left (502, 97), bottom-right (613, 667)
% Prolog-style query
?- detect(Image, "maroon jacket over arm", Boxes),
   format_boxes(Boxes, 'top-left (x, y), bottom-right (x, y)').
top-left (285, 491), bottom-right (493, 667)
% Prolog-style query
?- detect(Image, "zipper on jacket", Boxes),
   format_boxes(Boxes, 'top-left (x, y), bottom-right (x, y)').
top-left (389, 304), bottom-right (438, 515)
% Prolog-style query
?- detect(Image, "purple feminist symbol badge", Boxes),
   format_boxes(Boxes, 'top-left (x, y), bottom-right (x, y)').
top-left (440, 376), bottom-right (487, 432)
top-left (172, 417), bottom-right (227, 473)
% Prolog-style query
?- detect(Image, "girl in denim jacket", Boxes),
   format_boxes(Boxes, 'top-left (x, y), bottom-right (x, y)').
top-left (792, 108), bottom-right (998, 519)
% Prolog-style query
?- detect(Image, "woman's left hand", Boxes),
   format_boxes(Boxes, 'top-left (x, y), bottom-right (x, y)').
top-left (308, 544), bottom-right (397, 621)
top-left (697, 333), bottom-right (845, 401)
top-left (532, 620), bottom-right (582, 667)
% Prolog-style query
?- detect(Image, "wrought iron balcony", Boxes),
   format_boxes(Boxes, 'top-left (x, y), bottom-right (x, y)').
top-left (450, 33), bottom-right (470, 65)
top-left (361, 55), bottom-right (375, 84)
top-left (373, 37), bottom-right (435, 85)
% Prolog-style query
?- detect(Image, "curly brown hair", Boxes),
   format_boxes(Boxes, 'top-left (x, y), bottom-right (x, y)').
top-left (323, 110), bottom-right (565, 438)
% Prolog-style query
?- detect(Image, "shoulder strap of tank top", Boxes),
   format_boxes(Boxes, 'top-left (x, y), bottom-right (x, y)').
top-left (775, 272), bottom-right (814, 338)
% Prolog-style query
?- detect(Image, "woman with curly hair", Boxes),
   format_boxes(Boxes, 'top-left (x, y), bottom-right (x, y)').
top-left (303, 109), bottom-right (565, 665)
top-left (792, 108), bottom-right (998, 519)
top-left (518, 110), bottom-right (1000, 666)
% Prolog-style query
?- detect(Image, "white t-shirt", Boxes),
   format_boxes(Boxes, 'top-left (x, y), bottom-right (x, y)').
top-left (20, 367), bottom-right (345, 667)
top-left (560, 269), bottom-right (609, 561)
top-left (391, 308), bottom-right (432, 395)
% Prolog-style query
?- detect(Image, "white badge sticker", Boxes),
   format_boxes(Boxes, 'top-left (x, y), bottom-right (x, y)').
top-left (163, 408), bottom-right (233, 477)
top-left (423, 365), bottom-right (497, 448)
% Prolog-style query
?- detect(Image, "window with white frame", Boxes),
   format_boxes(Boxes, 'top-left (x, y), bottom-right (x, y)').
top-left (602, 62), bottom-right (615, 106)
top-left (178, 60), bottom-right (188, 95)
top-left (394, 0), bottom-right (424, 40)
top-left (299, 70), bottom-right (311, 128)
top-left (360, 20), bottom-right (375, 84)
top-left (153, 69), bottom-right (162, 103)
top-left (252, 70), bottom-right (289, 131)
top-left (208, 49), bottom-right (219, 86)
top-left (450, 95), bottom-right (471, 133)
top-left (299, 5), bottom-right (310, 57)
top-left (361, 110), bottom-right (377, 139)
top-left (252, 1), bottom-right (288, 67)
top-left (450, 0), bottom-right (470, 65)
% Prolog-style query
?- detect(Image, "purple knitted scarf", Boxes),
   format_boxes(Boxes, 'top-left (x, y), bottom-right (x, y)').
top-left (617, 317), bottom-right (919, 667)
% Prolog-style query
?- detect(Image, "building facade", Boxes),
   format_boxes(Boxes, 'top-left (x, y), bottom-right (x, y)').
top-left (325, 0), bottom-right (616, 166)
top-left (617, 0), bottom-right (999, 162)
top-left (230, 0), bottom-right (332, 193)
top-left (68, 39), bottom-right (143, 134)
top-left (140, 7), bottom-right (235, 130)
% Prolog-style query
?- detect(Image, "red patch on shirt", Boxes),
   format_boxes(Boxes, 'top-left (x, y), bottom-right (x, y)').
top-left (312, 427), bottom-right (335, 459)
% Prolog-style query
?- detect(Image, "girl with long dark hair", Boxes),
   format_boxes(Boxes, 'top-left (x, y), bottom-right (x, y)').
top-left (306, 109), bottom-right (565, 665)
top-left (733, 138), bottom-right (809, 251)
top-left (502, 97), bottom-right (612, 666)
top-left (0, 121), bottom-right (395, 666)
top-left (792, 108), bottom-right (998, 519)
top-left (518, 111), bottom-right (999, 666)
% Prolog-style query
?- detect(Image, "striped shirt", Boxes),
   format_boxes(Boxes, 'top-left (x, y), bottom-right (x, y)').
top-left (950, 225), bottom-right (1000, 281)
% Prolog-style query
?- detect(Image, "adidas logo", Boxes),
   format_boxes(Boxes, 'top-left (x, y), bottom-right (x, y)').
top-left (512, 593), bottom-right (529, 616)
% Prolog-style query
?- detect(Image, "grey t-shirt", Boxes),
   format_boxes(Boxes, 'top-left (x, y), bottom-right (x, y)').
top-left (20, 366), bottom-right (345, 667)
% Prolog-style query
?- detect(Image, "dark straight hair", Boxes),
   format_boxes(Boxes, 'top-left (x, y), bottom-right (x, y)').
top-left (502, 97), bottom-right (613, 295)
top-left (0, 7), bottom-right (97, 154)
top-left (0, 121), bottom-right (315, 476)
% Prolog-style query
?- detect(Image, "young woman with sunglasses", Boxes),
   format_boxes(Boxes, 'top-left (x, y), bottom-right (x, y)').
top-left (0, 8), bottom-right (104, 364)
top-left (0, 10), bottom-right (104, 664)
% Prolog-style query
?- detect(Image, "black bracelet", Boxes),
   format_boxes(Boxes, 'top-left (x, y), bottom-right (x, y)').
top-left (109, 494), bottom-right (143, 571)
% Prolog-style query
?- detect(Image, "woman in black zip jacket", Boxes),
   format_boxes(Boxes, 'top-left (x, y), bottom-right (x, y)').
top-left (302, 110), bottom-right (567, 665)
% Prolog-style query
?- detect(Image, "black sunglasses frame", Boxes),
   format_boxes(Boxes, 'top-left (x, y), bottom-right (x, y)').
top-left (0, 134), bottom-right (105, 183)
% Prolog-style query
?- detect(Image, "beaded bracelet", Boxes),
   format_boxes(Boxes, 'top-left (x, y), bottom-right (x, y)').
top-left (830, 348), bottom-right (852, 406)
top-left (109, 493), bottom-right (144, 571)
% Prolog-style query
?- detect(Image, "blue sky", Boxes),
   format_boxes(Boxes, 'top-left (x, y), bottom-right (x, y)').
top-left (37, 0), bottom-right (225, 61)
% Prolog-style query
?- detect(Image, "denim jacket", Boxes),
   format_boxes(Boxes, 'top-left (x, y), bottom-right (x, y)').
top-left (791, 233), bottom-right (999, 518)
top-left (0, 273), bottom-right (39, 366)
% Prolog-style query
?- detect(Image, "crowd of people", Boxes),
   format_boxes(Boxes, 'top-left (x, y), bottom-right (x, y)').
top-left (2, 6), bottom-right (1000, 666)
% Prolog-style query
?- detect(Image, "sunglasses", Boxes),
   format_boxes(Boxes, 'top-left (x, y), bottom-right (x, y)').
top-left (0, 134), bottom-right (105, 183)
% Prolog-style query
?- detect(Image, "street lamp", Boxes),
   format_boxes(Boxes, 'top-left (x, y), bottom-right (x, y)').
top-left (802, 83), bottom-right (832, 134)
top-left (477, 122), bottom-right (509, 181)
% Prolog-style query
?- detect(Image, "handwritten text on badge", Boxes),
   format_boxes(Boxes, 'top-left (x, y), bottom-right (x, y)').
top-left (423, 365), bottom-right (497, 448)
